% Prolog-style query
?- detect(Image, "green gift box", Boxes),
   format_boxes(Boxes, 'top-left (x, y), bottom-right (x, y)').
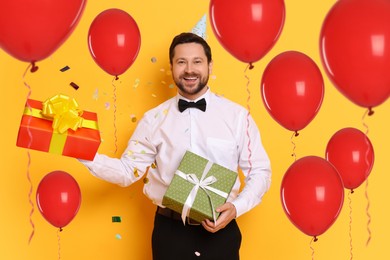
top-left (162, 151), bottom-right (238, 224)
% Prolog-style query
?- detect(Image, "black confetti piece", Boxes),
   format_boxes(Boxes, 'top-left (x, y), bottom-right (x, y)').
top-left (60, 65), bottom-right (70, 72)
top-left (70, 82), bottom-right (79, 90)
top-left (112, 216), bottom-right (122, 223)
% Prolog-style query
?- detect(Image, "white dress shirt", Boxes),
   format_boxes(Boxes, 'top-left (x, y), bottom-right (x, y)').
top-left (80, 88), bottom-right (271, 218)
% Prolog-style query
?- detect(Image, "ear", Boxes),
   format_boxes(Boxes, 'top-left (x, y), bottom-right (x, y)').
top-left (208, 60), bottom-right (213, 74)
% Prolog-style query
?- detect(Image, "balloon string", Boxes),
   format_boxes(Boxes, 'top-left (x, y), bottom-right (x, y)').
top-left (244, 65), bottom-right (253, 176)
top-left (23, 64), bottom-right (35, 244)
top-left (361, 109), bottom-right (372, 246)
top-left (310, 236), bottom-right (316, 260)
top-left (57, 228), bottom-right (62, 260)
top-left (290, 132), bottom-right (297, 161)
top-left (111, 77), bottom-right (118, 154)
top-left (348, 190), bottom-right (353, 260)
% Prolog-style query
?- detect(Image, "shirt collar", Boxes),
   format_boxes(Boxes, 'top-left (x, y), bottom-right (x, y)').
top-left (176, 87), bottom-right (211, 104)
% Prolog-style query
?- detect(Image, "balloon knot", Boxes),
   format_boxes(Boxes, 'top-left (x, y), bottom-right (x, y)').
top-left (313, 236), bottom-right (318, 242)
top-left (351, 189), bottom-right (354, 194)
top-left (115, 75), bottom-right (119, 81)
top-left (294, 131), bottom-right (299, 137)
top-left (248, 63), bottom-right (254, 70)
top-left (30, 62), bottom-right (39, 73)
top-left (367, 107), bottom-right (374, 116)
top-left (59, 227), bottom-right (63, 232)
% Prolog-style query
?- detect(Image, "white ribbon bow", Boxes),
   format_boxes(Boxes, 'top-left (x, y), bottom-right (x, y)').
top-left (175, 161), bottom-right (228, 225)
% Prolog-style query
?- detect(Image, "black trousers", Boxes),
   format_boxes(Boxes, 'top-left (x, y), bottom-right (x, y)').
top-left (152, 211), bottom-right (242, 260)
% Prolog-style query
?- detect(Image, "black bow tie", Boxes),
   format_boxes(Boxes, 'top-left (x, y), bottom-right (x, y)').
top-left (178, 98), bottom-right (206, 112)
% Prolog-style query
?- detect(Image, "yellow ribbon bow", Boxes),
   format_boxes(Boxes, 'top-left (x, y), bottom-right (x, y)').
top-left (41, 94), bottom-right (83, 134)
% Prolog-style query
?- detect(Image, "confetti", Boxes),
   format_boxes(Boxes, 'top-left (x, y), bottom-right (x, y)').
top-left (195, 251), bottom-right (201, 257)
top-left (133, 78), bottom-right (140, 89)
top-left (70, 82), bottom-right (79, 90)
top-left (151, 57), bottom-right (157, 63)
top-left (151, 162), bottom-right (157, 169)
top-left (143, 177), bottom-right (149, 184)
top-left (60, 65), bottom-right (70, 72)
top-left (115, 234), bottom-right (122, 240)
top-left (130, 115), bottom-right (137, 122)
top-left (93, 88), bottom-right (99, 100)
top-left (112, 216), bottom-right (122, 223)
top-left (163, 109), bottom-right (168, 115)
top-left (152, 94), bottom-right (157, 98)
top-left (133, 168), bottom-right (139, 178)
top-left (169, 84), bottom-right (175, 89)
top-left (105, 102), bottom-right (110, 110)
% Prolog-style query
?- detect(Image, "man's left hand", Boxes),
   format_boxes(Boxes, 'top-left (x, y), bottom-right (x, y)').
top-left (201, 202), bottom-right (236, 233)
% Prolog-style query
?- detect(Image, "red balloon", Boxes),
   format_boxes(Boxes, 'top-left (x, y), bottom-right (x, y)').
top-left (281, 156), bottom-right (344, 237)
top-left (261, 51), bottom-right (324, 132)
top-left (88, 9), bottom-right (141, 77)
top-left (209, 0), bottom-right (285, 66)
top-left (326, 127), bottom-right (374, 190)
top-left (0, 0), bottom-right (86, 67)
top-left (320, 0), bottom-right (390, 109)
top-left (36, 171), bottom-right (81, 229)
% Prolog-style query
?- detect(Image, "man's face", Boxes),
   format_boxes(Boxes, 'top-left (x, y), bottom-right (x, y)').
top-left (171, 42), bottom-right (212, 100)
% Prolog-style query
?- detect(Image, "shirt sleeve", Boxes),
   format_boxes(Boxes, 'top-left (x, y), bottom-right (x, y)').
top-left (231, 113), bottom-right (272, 218)
top-left (79, 115), bottom-right (157, 187)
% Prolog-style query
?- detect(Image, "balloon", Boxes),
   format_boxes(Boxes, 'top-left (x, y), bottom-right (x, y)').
top-left (281, 156), bottom-right (344, 237)
top-left (36, 171), bottom-right (81, 229)
top-left (326, 127), bottom-right (374, 190)
top-left (88, 8), bottom-right (141, 78)
top-left (261, 51), bottom-right (324, 132)
top-left (209, 0), bottom-right (285, 67)
top-left (0, 0), bottom-right (86, 71)
top-left (320, 0), bottom-right (390, 110)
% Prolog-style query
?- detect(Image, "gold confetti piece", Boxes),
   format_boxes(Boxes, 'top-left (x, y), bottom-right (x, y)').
top-left (133, 168), bottom-right (139, 177)
top-left (163, 109), bottom-right (168, 115)
top-left (152, 94), bottom-right (157, 98)
top-left (161, 81), bottom-right (166, 85)
top-left (160, 68), bottom-right (165, 72)
top-left (133, 78), bottom-right (140, 88)
top-left (151, 57), bottom-right (157, 63)
top-left (130, 115), bottom-right (137, 122)
top-left (151, 162), bottom-right (157, 169)
top-left (169, 84), bottom-right (175, 89)
top-left (143, 177), bottom-right (149, 184)
top-left (141, 150), bottom-right (146, 154)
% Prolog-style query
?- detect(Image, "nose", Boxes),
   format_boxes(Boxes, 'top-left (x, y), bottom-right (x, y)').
top-left (184, 63), bottom-right (193, 73)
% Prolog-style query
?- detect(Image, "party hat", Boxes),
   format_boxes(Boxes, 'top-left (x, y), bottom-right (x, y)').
top-left (191, 14), bottom-right (207, 39)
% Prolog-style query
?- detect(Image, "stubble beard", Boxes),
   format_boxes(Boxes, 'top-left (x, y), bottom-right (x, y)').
top-left (175, 73), bottom-right (209, 97)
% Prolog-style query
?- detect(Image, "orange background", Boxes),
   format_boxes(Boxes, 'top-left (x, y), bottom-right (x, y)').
top-left (1, 0), bottom-right (389, 259)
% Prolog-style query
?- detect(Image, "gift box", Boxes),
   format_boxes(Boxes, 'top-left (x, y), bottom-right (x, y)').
top-left (162, 151), bottom-right (238, 224)
top-left (16, 95), bottom-right (101, 160)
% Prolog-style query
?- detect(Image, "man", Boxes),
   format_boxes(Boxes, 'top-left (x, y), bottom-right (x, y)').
top-left (80, 32), bottom-right (271, 260)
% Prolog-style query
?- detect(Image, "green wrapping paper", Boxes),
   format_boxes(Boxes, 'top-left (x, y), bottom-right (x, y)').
top-left (162, 151), bottom-right (238, 224)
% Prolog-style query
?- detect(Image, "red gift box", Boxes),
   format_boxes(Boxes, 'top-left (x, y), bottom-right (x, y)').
top-left (16, 97), bottom-right (101, 160)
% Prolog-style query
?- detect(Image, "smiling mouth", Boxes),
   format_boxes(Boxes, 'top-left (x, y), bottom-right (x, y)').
top-left (183, 76), bottom-right (198, 81)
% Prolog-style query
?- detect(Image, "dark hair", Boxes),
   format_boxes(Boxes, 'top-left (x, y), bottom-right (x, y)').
top-left (169, 32), bottom-right (212, 64)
